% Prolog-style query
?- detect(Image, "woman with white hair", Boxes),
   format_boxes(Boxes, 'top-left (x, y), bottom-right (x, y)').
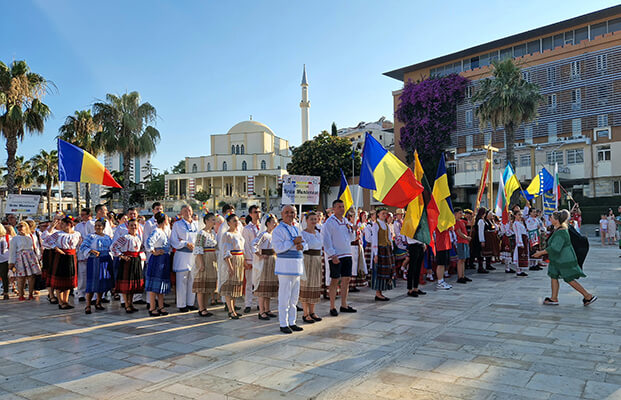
top-left (252, 214), bottom-right (279, 320)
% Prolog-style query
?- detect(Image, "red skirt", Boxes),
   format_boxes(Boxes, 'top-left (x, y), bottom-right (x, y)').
top-left (481, 230), bottom-right (500, 257)
top-left (517, 235), bottom-right (529, 268)
top-left (41, 248), bottom-right (55, 287)
top-left (115, 256), bottom-right (144, 294)
top-left (49, 251), bottom-right (78, 290)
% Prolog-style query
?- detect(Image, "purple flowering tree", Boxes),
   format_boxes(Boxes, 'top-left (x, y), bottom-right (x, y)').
top-left (396, 74), bottom-right (469, 171)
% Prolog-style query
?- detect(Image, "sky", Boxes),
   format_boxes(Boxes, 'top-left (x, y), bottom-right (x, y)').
top-left (1, 0), bottom-right (618, 173)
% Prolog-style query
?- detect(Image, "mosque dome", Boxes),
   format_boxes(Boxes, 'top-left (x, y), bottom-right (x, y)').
top-left (227, 120), bottom-right (275, 136)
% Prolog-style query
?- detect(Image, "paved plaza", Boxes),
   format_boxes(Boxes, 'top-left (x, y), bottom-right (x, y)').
top-left (0, 230), bottom-right (620, 400)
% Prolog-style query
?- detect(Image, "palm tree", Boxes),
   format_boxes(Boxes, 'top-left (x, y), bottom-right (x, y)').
top-left (58, 109), bottom-right (101, 209)
top-left (472, 59), bottom-right (543, 167)
top-left (0, 60), bottom-right (52, 194)
top-left (1, 156), bottom-right (35, 194)
top-left (31, 149), bottom-right (58, 219)
top-left (93, 92), bottom-right (160, 210)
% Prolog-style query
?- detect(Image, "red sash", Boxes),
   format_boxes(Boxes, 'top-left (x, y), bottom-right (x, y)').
top-left (123, 251), bottom-right (140, 257)
top-left (62, 249), bottom-right (77, 255)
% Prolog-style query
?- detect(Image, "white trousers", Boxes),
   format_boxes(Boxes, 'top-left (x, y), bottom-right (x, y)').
top-left (277, 275), bottom-right (300, 328)
top-left (244, 267), bottom-right (254, 307)
top-left (176, 270), bottom-right (195, 308)
top-left (77, 260), bottom-right (88, 298)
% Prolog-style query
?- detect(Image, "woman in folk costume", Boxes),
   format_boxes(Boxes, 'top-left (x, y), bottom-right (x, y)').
top-left (144, 212), bottom-right (172, 317)
top-left (525, 208), bottom-right (543, 271)
top-left (192, 213), bottom-right (218, 316)
top-left (79, 219), bottom-right (114, 314)
top-left (473, 208), bottom-right (492, 273)
top-left (0, 224), bottom-right (11, 300)
top-left (533, 209), bottom-right (596, 306)
top-left (480, 210), bottom-right (500, 270)
top-left (362, 210), bottom-right (376, 274)
top-left (219, 214), bottom-right (245, 319)
top-left (9, 221), bottom-right (41, 301)
top-left (110, 219), bottom-right (145, 313)
top-left (45, 217), bottom-right (80, 309)
top-left (300, 211), bottom-right (323, 323)
top-left (512, 211), bottom-right (529, 277)
top-left (498, 215), bottom-right (516, 273)
top-left (40, 215), bottom-right (60, 304)
top-left (252, 214), bottom-right (279, 321)
top-left (371, 208), bottom-right (394, 301)
top-left (347, 210), bottom-right (367, 292)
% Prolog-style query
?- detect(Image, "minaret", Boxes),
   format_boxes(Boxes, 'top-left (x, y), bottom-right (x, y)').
top-left (300, 64), bottom-right (310, 143)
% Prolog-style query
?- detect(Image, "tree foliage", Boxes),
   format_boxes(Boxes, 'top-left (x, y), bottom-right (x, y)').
top-left (396, 74), bottom-right (468, 171)
top-left (193, 189), bottom-right (210, 202)
top-left (30, 149), bottom-right (58, 219)
top-left (171, 160), bottom-right (186, 174)
top-left (287, 131), bottom-right (360, 196)
top-left (331, 122), bottom-right (338, 136)
top-left (472, 59), bottom-right (543, 167)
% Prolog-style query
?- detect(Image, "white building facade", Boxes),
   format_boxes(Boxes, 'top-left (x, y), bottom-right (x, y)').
top-left (337, 117), bottom-right (394, 151)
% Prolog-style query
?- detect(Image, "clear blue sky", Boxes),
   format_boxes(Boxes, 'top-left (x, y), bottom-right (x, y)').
top-left (1, 0), bottom-right (617, 173)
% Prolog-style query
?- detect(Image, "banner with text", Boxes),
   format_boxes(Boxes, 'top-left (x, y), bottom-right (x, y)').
top-left (5, 194), bottom-right (41, 215)
top-left (281, 175), bottom-right (320, 205)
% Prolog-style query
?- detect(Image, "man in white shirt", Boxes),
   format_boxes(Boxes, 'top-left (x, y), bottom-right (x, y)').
top-left (241, 205), bottom-right (261, 313)
top-left (74, 208), bottom-right (95, 302)
top-left (171, 205), bottom-right (199, 312)
top-left (273, 205), bottom-right (306, 334)
top-left (322, 199), bottom-right (356, 317)
top-left (144, 202), bottom-right (170, 251)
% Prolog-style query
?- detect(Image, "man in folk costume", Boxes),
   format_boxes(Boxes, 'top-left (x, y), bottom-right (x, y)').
top-left (113, 208), bottom-right (145, 305)
top-left (322, 199), bottom-right (356, 317)
top-left (525, 208), bottom-right (543, 271)
top-left (144, 202), bottom-right (171, 249)
top-left (241, 205), bottom-right (261, 313)
top-left (170, 205), bottom-right (199, 312)
top-left (273, 205), bottom-right (307, 334)
top-left (74, 208), bottom-right (95, 302)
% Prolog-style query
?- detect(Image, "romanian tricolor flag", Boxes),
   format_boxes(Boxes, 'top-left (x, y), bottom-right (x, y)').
top-left (401, 151), bottom-right (426, 238)
top-left (57, 139), bottom-right (121, 188)
top-left (337, 169), bottom-right (354, 212)
top-left (432, 155), bottom-right (455, 232)
top-left (360, 133), bottom-right (423, 208)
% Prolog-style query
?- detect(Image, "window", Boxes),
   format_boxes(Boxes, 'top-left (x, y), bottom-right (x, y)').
top-left (379, 135), bottom-right (383, 140)
top-left (597, 145), bottom-right (611, 161)
top-left (596, 54), bottom-right (607, 71)
top-left (466, 135), bottom-right (473, 151)
top-left (241, 144), bottom-right (245, 154)
top-left (595, 127), bottom-right (611, 140)
top-left (231, 145), bottom-right (235, 154)
top-left (527, 40), bottom-right (540, 54)
top-left (547, 66), bottom-right (556, 83)
top-left (500, 47), bottom-right (512, 60)
top-left (465, 110), bottom-right (473, 128)
top-left (191, 164), bottom-right (197, 173)
top-left (591, 22), bottom-right (607, 39)
top-left (483, 132), bottom-right (490, 145)
top-left (235, 145), bottom-right (240, 154)
top-left (571, 89), bottom-right (581, 110)
top-left (614, 180), bottom-right (621, 195)
top-left (546, 150), bottom-right (563, 165)
top-left (513, 43), bottom-right (526, 58)
top-left (542, 36), bottom-right (553, 51)
top-left (470, 56), bottom-right (479, 69)
top-left (524, 125), bottom-right (533, 144)
top-left (610, 17), bottom-right (621, 33)
top-left (465, 86), bottom-right (473, 98)
top-left (222, 161), bottom-right (227, 171)
top-left (566, 149), bottom-right (584, 164)
top-left (519, 154), bottom-right (531, 167)
top-left (521, 71), bottom-right (531, 82)
top-left (574, 27), bottom-right (588, 43)
top-left (207, 162), bottom-right (211, 171)
top-left (564, 30), bottom-right (574, 45)
top-left (548, 122), bottom-right (557, 140)
top-left (570, 61), bottom-right (580, 79)
top-left (241, 160), bottom-right (247, 171)
top-left (260, 160), bottom-right (266, 170)
top-left (597, 114), bottom-right (609, 128)
top-left (547, 94), bottom-right (557, 109)
top-left (572, 118), bottom-right (582, 136)
top-left (553, 34), bottom-right (564, 48)
top-left (598, 85), bottom-right (609, 105)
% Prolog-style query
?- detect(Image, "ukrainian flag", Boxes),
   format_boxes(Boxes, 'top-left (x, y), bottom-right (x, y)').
top-left (502, 162), bottom-right (521, 199)
top-left (337, 169), bottom-right (354, 212)
top-left (57, 139), bottom-right (121, 188)
top-left (360, 133), bottom-right (423, 208)
top-left (432, 154), bottom-right (455, 232)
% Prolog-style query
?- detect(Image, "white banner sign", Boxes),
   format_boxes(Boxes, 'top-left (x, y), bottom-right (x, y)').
top-left (281, 175), bottom-right (320, 205)
top-left (5, 194), bottom-right (40, 215)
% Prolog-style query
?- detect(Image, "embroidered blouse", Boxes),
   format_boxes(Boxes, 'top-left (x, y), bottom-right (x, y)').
top-left (110, 234), bottom-right (143, 257)
top-left (79, 234), bottom-right (113, 259)
top-left (221, 231), bottom-right (245, 259)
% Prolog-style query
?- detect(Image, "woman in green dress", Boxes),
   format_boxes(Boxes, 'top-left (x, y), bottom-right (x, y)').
top-left (533, 209), bottom-right (597, 306)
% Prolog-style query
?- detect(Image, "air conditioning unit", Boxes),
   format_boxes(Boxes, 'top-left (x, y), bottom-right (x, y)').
top-left (493, 159), bottom-right (501, 165)
top-left (516, 143), bottom-right (525, 147)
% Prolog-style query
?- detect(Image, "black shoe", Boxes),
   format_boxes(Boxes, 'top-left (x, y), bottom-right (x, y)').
top-left (134, 299), bottom-right (147, 305)
top-left (125, 307), bottom-right (134, 314)
top-left (296, 305), bottom-right (303, 312)
top-left (375, 296), bottom-right (390, 301)
top-left (529, 266), bottom-right (542, 271)
top-left (302, 316), bottom-right (315, 323)
top-left (330, 308), bottom-right (338, 316)
top-left (350, 287), bottom-right (360, 292)
top-left (94, 303), bottom-right (105, 311)
top-left (100, 298), bottom-right (110, 303)
top-left (228, 312), bottom-right (240, 320)
top-left (266, 311), bottom-right (277, 318)
top-left (310, 313), bottom-right (322, 322)
top-left (148, 309), bottom-right (161, 317)
top-left (516, 272), bottom-right (528, 277)
top-left (583, 295), bottom-right (597, 306)
top-left (464, 277), bottom-right (472, 282)
top-left (198, 309), bottom-right (213, 317)
top-left (158, 308), bottom-right (169, 316)
top-left (78, 297), bottom-right (86, 302)
top-left (416, 289), bottom-right (426, 295)
top-left (290, 324), bottom-right (303, 332)
top-left (258, 313), bottom-right (270, 320)
top-left (477, 269), bottom-right (489, 274)
top-left (244, 307), bottom-right (251, 314)
top-left (178, 307), bottom-right (189, 313)
top-left (187, 305), bottom-right (198, 311)
top-left (84, 306), bottom-right (92, 314)
top-left (486, 266), bottom-right (496, 271)
top-left (280, 326), bottom-right (293, 334)
top-left (505, 269), bottom-right (516, 273)
top-left (121, 303), bottom-right (125, 308)
top-left (256, 305), bottom-right (260, 311)
top-left (340, 306), bottom-right (357, 313)
top-left (407, 291), bottom-right (418, 297)
top-left (456, 277), bottom-right (468, 284)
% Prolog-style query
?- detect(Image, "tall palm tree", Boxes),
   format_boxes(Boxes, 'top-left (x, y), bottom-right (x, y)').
top-left (0, 60), bottom-right (52, 194)
top-left (1, 156), bottom-right (35, 194)
top-left (93, 92), bottom-right (160, 210)
top-left (58, 109), bottom-right (101, 209)
top-left (472, 59), bottom-right (543, 168)
top-left (31, 149), bottom-right (58, 219)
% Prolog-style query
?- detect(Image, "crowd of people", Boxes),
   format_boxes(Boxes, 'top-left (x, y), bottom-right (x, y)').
top-left (599, 207), bottom-right (621, 246)
top-left (0, 198), bottom-right (597, 334)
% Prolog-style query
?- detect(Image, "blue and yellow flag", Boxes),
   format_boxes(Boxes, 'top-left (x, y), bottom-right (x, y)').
top-left (502, 162), bottom-right (521, 199)
top-left (338, 169), bottom-right (354, 212)
top-left (525, 168), bottom-right (554, 200)
top-left (432, 154), bottom-right (455, 232)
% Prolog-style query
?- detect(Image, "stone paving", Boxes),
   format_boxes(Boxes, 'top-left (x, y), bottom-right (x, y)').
top-left (0, 228), bottom-right (620, 399)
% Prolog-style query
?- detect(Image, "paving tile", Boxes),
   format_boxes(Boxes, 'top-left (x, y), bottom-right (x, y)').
top-left (525, 372), bottom-right (586, 396)
top-left (583, 380), bottom-right (621, 400)
top-left (433, 360), bottom-right (489, 379)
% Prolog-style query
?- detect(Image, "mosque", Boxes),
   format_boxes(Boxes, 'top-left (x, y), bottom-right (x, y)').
top-left (164, 66), bottom-right (310, 212)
